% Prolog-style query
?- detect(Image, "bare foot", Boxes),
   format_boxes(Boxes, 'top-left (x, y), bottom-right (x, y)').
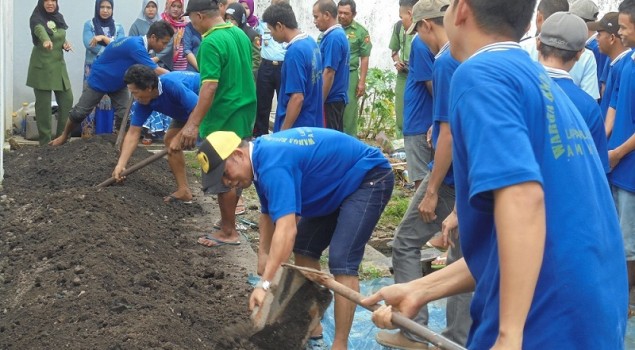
top-left (163, 190), bottom-right (193, 203)
top-left (49, 135), bottom-right (68, 146)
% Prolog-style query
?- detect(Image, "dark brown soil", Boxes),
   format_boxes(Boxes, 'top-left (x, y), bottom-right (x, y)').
top-left (0, 137), bottom-right (307, 349)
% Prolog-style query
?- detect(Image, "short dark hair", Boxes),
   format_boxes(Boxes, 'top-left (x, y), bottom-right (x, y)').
top-left (537, 0), bottom-right (569, 19)
top-left (315, 0), bottom-right (337, 18)
top-left (399, 0), bottom-right (418, 8)
top-left (147, 20), bottom-right (175, 39)
top-left (338, 0), bottom-right (357, 14)
top-left (428, 14), bottom-right (445, 26)
top-left (619, 0), bottom-right (635, 24)
top-left (452, 0), bottom-right (537, 41)
top-left (538, 43), bottom-right (578, 62)
top-left (124, 64), bottom-right (159, 90)
top-left (262, 3), bottom-right (298, 29)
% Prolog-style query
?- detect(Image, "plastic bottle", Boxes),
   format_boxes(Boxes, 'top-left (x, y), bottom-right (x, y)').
top-left (14, 102), bottom-right (29, 135)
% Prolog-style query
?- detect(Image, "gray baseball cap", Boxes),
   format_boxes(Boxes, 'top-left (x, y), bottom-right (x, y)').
top-left (407, 0), bottom-right (450, 35)
top-left (570, 0), bottom-right (599, 21)
top-left (539, 12), bottom-right (588, 51)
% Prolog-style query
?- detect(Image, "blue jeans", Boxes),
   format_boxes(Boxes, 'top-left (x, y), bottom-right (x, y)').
top-left (294, 167), bottom-right (394, 275)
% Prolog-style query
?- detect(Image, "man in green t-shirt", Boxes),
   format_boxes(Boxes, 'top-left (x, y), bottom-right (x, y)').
top-left (338, 0), bottom-right (372, 137)
top-left (173, 0), bottom-right (256, 248)
top-left (389, 0), bottom-right (417, 137)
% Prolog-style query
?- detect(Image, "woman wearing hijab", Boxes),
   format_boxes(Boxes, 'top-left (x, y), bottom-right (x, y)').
top-left (226, 3), bottom-right (261, 80)
top-left (26, 0), bottom-right (73, 145)
top-left (129, 0), bottom-right (159, 36)
top-left (239, 0), bottom-right (259, 28)
top-left (81, 0), bottom-right (125, 136)
top-left (158, 0), bottom-right (189, 71)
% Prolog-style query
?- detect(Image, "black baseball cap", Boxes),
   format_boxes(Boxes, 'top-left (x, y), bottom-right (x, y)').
top-left (184, 0), bottom-right (219, 16)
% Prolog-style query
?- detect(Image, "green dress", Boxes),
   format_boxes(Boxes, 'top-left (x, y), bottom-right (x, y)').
top-left (26, 23), bottom-right (73, 145)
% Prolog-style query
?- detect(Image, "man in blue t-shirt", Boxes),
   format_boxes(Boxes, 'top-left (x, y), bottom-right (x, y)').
top-left (402, 32), bottom-right (435, 191)
top-left (377, 1), bottom-right (472, 349)
top-left (111, 65), bottom-right (199, 204)
top-left (363, 1), bottom-right (627, 348)
top-left (593, 12), bottom-right (632, 131)
top-left (262, 3), bottom-right (324, 132)
top-left (609, 0), bottom-right (635, 311)
top-left (538, 12), bottom-right (609, 172)
top-left (50, 21), bottom-right (173, 146)
top-left (196, 127), bottom-right (394, 350)
top-left (313, 0), bottom-right (350, 131)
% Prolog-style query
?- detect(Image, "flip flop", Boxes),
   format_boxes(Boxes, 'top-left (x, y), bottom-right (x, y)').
top-left (235, 204), bottom-right (246, 215)
top-left (198, 234), bottom-right (241, 247)
top-left (163, 194), bottom-right (193, 204)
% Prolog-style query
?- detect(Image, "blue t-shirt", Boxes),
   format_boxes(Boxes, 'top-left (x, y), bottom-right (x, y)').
top-left (586, 37), bottom-right (608, 90)
top-left (87, 36), bottom-right (158, 93)
top-left (607, 50), bottom-right (634, 111)
top-left (608, 54), bottom-right (635, 192)
top-left (319, 25), bottom-right (350, 104)
top-left (546, 68), bottom-right (609, 173)
top-left (130, 71), bottom-right (200, 127)
top-left (252, 127), bottom-right (391, 222)
top-left (403, 36), bottom-right (434, 136)
top-left (450, 43), bottom-right (626, 349)
top-left (275, 34), bottom-right (324, 132)
top-left (429, 46), bottom-right (459, 186)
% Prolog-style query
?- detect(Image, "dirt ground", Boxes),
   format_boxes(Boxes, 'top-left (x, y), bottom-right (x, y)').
top-left (0, 137), bottom-right (308, 349)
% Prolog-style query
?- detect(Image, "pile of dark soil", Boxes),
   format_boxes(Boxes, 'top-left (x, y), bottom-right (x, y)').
top-left (0, 137), bottom-right (267, 349)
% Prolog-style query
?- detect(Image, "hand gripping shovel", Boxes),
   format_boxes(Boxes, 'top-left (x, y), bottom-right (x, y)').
top-left (280, 263), bottom-right (467, 350)
top-left (96, 149), bottom-right (168, 188)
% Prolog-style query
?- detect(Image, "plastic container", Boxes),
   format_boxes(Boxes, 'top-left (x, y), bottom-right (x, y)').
top-left (24, 102), bottom-right (58, 141)
top-left (13, 102), bottom-right (30, 135)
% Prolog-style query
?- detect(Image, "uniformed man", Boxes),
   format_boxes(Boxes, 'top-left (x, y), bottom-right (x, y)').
top-left (389, 0), bottom-right (417, 137)
top-left (338, 0), bottom-right (372, 137)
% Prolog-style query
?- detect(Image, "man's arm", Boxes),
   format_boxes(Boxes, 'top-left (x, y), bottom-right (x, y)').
top-left (605, 106), bottom-right (616, 138)
top-left (280, 93), bottom-right (304, 130)
top-left (257, 214), bottom-right (275, 275)
top-left (357, 56), bottom-right (370, 97)
top-left (173, 81), bottom-right (218, 151)
top-left (609, 132), bottom-right (635, 169)
top-left (154, 67), bottom-right (169, 76)
top-left (113, 126), bottom-right (143, 181)
top-left (492, 181), bottom-right (545, 348)
top-left (322, 67), bottom-right (335, 103)
top-left (419, 122), bottom-right (452, 222)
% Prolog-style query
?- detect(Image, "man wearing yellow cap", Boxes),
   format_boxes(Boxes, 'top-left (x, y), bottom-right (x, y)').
top-left (197, 127), bottom-right (394, 350)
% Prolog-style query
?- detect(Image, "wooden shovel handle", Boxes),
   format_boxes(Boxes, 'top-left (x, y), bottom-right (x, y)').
top-left (96, 149), bottom-right (168, 188)
top-left (283, 264), bottom-right (466, 350)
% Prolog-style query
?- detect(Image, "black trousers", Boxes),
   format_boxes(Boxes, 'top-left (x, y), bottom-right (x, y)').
top-left (254, 59), bottom-right (282, 137)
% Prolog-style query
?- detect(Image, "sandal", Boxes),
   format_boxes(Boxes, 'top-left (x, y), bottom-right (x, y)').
top-left (431, 253), bottom-right (447, 269)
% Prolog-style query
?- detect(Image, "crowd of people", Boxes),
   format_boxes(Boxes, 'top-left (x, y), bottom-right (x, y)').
top-left (25, 0), bottom-right (635, 348)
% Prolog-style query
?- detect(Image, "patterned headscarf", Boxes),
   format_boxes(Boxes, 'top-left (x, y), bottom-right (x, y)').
top-left (161, 0), bottom-right (188, 62)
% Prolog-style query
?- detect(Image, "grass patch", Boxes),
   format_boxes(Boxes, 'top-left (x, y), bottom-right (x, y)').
top-left (378, 190), bottom-right (411, 228)
top-left (184, 151), bottom-right (201, 178)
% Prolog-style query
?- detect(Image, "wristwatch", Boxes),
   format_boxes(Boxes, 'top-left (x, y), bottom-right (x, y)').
top-left (256, 280), bottom-right (271, 291)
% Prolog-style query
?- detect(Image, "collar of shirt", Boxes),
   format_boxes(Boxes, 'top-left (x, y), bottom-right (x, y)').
top-left (157, 79), bottom-right (163, 96)
top-left (435, 42), bottom-right (451, 60)
top-left (249, 141), bottom-right (257, 181)
top-left (202, 22), bottom-right (233, 38)
top-left (585, 33), bottom-right (598, 46)
top-left (470, 41), bottom-right (521, 59)
top-left (543, 65), bottom-right (572, 80)
top-left (143, 35), bottom-right (149, 51)
top-left (323, 24), bottom-right (343, 37)
top-left (631, 50), bottom-right (635, 61)
top-left (286, 32), bottom-right (309, 48)
top-left (344, 21), bottom-right (357, 30)
top-left (612, 49), bottom-right (632, 66)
